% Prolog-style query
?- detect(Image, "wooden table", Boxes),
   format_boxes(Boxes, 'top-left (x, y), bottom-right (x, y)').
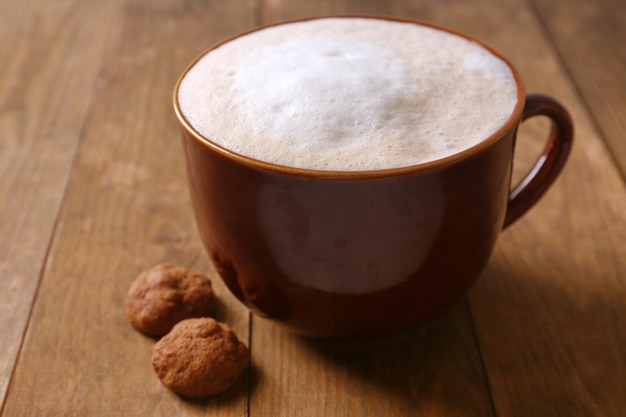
top-left (1, 0), bottom-right (625, 415)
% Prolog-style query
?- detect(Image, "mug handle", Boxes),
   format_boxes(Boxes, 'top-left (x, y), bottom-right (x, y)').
top-left (503, 94), bottom-right (574, 228)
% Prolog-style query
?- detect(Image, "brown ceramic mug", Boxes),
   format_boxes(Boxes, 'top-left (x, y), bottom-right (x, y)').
top-left (174, 16), bottom-right (573, 339)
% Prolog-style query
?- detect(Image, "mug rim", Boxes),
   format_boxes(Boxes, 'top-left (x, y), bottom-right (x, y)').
top-left (173, 15), bottom-right (526, 179)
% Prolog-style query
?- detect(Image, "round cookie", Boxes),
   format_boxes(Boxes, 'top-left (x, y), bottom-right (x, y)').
top-left (125, 263), bottom-right (216, 336)
top-left (152, 318), bottom-right (249, 397)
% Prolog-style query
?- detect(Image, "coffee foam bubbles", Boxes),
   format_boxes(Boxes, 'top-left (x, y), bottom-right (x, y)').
top-left (178, 18), bottom-right (518, 171)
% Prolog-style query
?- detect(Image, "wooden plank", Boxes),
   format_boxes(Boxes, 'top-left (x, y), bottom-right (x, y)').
top-left (250, 2), bottom-right (499, 416)
top-left (434, 1), bottom-right (626, 416)
top-left (4, 1), bottom-right (623, 416)
top-left (252, 303), bottom-right (496, 417)
top-left (528, 0), bottom-right (626, 177)
top-left (259, 0), bottom-right (392, 24)
top-left (1, 1), bottom-right (256, 416)
top-left (0, 0), bottom-right (121, 409)
top-left (381, 1), bottom-right (626, 414)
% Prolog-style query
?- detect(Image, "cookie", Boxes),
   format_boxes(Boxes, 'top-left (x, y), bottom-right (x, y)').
top-left (125, 263), bottom-right (216, 336)
top-left (152, 318), bottom-right (249, 397)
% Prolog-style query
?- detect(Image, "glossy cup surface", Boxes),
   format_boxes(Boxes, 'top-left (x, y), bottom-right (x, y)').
top-left (174, 16), bottom-right (572, 339)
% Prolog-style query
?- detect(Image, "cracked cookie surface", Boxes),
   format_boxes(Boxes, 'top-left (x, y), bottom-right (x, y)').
top-left (152, 317), bottom-right (249, 397)
top-left (125, 263), bottom-right (216, 336)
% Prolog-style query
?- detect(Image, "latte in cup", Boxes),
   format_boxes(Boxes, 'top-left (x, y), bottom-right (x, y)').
top-left (175, 17), bottom-right (574, 338)
top-left (177, 17), bottom-right (518, 171)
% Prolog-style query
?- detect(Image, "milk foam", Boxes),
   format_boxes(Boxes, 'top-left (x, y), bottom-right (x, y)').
top-left (178, 18), bottom-right (518, 171)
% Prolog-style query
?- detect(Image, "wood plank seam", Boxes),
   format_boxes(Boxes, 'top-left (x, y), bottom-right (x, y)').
top-left (524, 0), bottom-right (626, 186)
top-left (0, 6), bottom-right (122, 415)
top-left (466, 300), bottom-right (500, 417)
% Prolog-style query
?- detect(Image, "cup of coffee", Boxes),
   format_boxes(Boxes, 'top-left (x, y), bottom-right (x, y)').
top-left (173, 16), bottom-right (573, 339)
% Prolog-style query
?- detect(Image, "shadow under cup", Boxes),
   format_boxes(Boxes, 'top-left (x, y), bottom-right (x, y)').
top-left (174, 16), bottom-right (574, 340)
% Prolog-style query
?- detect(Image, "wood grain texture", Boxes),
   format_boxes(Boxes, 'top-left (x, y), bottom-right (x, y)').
top-left (382, 1), bottom-right (626, 415)
top-left (461, 1), bottom-right (626, 416)
top-left (528, 0), bottom-right (626, 178)
top-left (251, 303), bottom-right (496, 417)
top-left (2, 0), bottom-right (255, 416)
top-left (1, 0), bottom-right (625, 416)
top-left (0, 0), bottom-right (120, 408)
